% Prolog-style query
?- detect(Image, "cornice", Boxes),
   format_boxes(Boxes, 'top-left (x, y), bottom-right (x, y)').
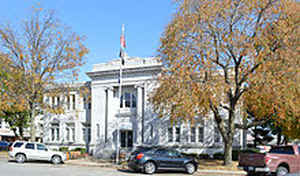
top-left (86, 65), bottom-right (162, 79)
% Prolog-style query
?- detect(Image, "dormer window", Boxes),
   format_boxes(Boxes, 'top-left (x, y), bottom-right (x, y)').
top-left (120, 92), bottom-right (136, 108)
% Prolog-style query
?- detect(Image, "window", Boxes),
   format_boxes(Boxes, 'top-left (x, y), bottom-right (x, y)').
top-left (13, 142), bottom-right (24, 148)
top-left (65, 123), bottom-right (75, 142)
top-left (51, 123), bottom-right (60, 142)
top-left (57, 96), bottom-right (60, 106)
top-left (37, 144), bottom-right (46, 151)
top-left (66, 128), bottom-right (70, 141)
top-left (88, 128), bottom-right (91, 142)
top-left (150, 124), bottom-right (154, 139)
top-left (72, 127), bottom-right (75, 142)
top-left (155, 149), bottom-right (169, 156)
top-left (175, 127), bottom-right (180, 142)
top-left (96, 124), bottom-right (100, 138)
top-left (269, 146), bottom-right (295, 155)
top-left (72, 94), bottom-right (76, 110)
top-left (25, 143), bottom-right (35, 150)
top-left (120, 92), bottom-right (136, 108)
top-left (82, 128), bottom-right (86, 141)
top-left (198, 126), bottom-right (204, 143)
top-left (51, 128), bottom-right (55, 141)
top-left (120, 130), bottom-right (133, 148)
top-left (56, 128), bottom-right (60, 141)
top-left (191, 127), bottom-right (196, 142)
top-left (168, 127), bottom-right (173, 142)
top-left (67, 96), bottom-right (70, 110)
top-left (214, 126), bottom-right (221, 143)
top-left (168, 150), bottom-right (181, 157)
top-left (52, 97), bottom-right (55, 107)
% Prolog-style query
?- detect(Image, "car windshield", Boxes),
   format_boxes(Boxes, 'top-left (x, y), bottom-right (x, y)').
top-left (13, 142), bottom-right (23, 148)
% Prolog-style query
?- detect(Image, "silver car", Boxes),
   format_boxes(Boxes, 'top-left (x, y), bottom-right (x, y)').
top-left (8, 141), bottom-right (66, 164)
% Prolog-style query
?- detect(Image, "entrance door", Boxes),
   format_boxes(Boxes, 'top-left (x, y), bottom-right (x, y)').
top-left (120, 130), bottom-right (133, 148)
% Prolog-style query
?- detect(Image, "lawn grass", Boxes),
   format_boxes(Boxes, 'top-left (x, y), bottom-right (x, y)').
top-left (197, 159), bottom-right (242, 171)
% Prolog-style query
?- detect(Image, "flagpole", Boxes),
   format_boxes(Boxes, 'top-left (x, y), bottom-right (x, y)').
top-left (116, 24), bottom-right (125, 164)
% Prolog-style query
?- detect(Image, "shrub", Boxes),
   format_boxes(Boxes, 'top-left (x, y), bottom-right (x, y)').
top-left (212, 150), bottom-right (240, 161)
top-left (59, 147), bottom-right (69, 152)
top-left (198, 154), bottom-right (210, 159)
top-left (71, 147), bottom-right (86, 154)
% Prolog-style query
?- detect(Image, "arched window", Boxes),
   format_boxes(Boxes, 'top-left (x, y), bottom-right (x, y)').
top-left (120, 92), bottom-right (136, 108)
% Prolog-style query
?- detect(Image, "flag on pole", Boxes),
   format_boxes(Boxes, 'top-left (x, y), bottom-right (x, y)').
top-left (119, 24), bottom-right (126, 65)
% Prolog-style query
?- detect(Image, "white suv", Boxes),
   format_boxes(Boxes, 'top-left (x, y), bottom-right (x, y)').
top-left (8, 141), bottom-right (66, 164)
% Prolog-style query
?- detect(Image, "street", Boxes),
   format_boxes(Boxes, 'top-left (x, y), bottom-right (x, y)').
top-left (0, 159), bottom-right (191, 176)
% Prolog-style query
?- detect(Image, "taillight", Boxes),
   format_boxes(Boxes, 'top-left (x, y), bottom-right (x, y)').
top-left (9, 147), bottom-right (13, 152)
top-left (136, 153), bottom-right (144, 160)
top-left (265, 156), bottom-right (271, 164)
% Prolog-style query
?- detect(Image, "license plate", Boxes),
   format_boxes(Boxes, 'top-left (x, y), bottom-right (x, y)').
top-left (248, 167), bottom-right (254, 171)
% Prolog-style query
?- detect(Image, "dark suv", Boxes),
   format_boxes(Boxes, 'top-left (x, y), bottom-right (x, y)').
top-left (128, 147), bottom-right (198, 174)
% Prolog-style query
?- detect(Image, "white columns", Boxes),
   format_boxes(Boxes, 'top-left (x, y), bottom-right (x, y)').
top-left (104, 86), bottom-right (114, 143)
top-left (135, 84), bottom-right (144, 145)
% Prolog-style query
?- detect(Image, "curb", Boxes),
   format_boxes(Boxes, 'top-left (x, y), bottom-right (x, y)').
top-left (197, 170), bottom-right (246, 176)
top-left (65, 160), bottom-right (115, 168)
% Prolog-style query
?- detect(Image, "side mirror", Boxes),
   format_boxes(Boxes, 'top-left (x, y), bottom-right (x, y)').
top-left (45, 148), bottom-right (48, 151)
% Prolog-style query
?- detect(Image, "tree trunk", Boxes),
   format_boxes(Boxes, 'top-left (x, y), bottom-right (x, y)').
top-left (18, 126), bottom-right (24, 140)
top-left (224, 136), bottom-right (233, 166)
top-left (30, 108), bottom-right (36, 142)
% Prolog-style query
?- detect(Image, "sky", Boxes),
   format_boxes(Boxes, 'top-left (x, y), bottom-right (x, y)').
top-left (0, 0), bottom-right (176, 81)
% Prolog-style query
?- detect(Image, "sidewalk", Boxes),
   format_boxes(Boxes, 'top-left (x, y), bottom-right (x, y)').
top-left (196, 169), bottom-right (246, 176)
top-left (65, 158), bottom-right (115, 168)
top-left (0, 151), bottom-right (8, 159)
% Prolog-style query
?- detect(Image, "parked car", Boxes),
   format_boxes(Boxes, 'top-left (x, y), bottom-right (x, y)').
top-left (238, 145), bottom-right (300, 176)
top-left (0, 141), bottom-right (10, 151)
top-left (128, 147), bottom-right (198, 174)
top-left (8, 141), bottom-right (67, 164)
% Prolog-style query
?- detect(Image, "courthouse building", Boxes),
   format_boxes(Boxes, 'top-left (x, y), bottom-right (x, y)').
top-left (87, 57), bottom-right (243, 157)
top-left (1, 56), bottom-right (244, 155)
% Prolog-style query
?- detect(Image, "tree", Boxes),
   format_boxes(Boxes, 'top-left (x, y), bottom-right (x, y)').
top-left (1, 109), bottom-right (30, 140)
top-left (0, 7), bottom-right (88, 141)
top-left (150, 0), bottom-right (299, 165)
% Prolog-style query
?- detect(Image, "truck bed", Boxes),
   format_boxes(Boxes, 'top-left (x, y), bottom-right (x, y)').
top-left (239, 152), bottom-right (266, 167)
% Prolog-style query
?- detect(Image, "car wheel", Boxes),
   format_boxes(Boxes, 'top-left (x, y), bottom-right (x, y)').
top-left (15, 154), bottom-right (26, 163)
top-left (52, 155), bottom-right (62, 164)
top-left (144, 161), bottom-right (156, 174)
top-left (276, 166), bottom-right (288, 176)
top-left (185, 163), bottom-right (196, 174)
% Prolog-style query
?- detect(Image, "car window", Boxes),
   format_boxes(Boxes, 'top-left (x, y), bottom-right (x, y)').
top-left (168, 150), bottom-right (181, 157)
top-left (269, 146), bottom-right (295, 155)
top-left (298, 146), bottom-right (300, 153)
top-left (25, 143), bottom-right (35, 150)
top-left (155, 149), bottom-right (169, 156)
top-left (37, 144), bottom-right (46, 151)
top-left (13, 142), bottom-right (24, 148)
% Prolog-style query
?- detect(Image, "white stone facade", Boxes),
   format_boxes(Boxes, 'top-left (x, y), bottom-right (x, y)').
top-left (1, 56), bottom-right (244, 154)
top-left (39, 83), bottom-right (91, 150)
top-left (0, 83), bottom-right (91, 151)
top-left (87, 57), bottom-right (244, 157)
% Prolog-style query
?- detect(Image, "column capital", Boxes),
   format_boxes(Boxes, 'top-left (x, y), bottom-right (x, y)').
top-left (134, 83), bottom-right (144, 89)
top-left (103, 86), bottom-right (114, 91)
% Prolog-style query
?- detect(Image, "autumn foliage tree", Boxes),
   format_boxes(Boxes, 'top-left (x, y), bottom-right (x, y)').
top-left (150, 0), bottom-right (299, 165)
top-left (0, 7), bottom-right (88, 141)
